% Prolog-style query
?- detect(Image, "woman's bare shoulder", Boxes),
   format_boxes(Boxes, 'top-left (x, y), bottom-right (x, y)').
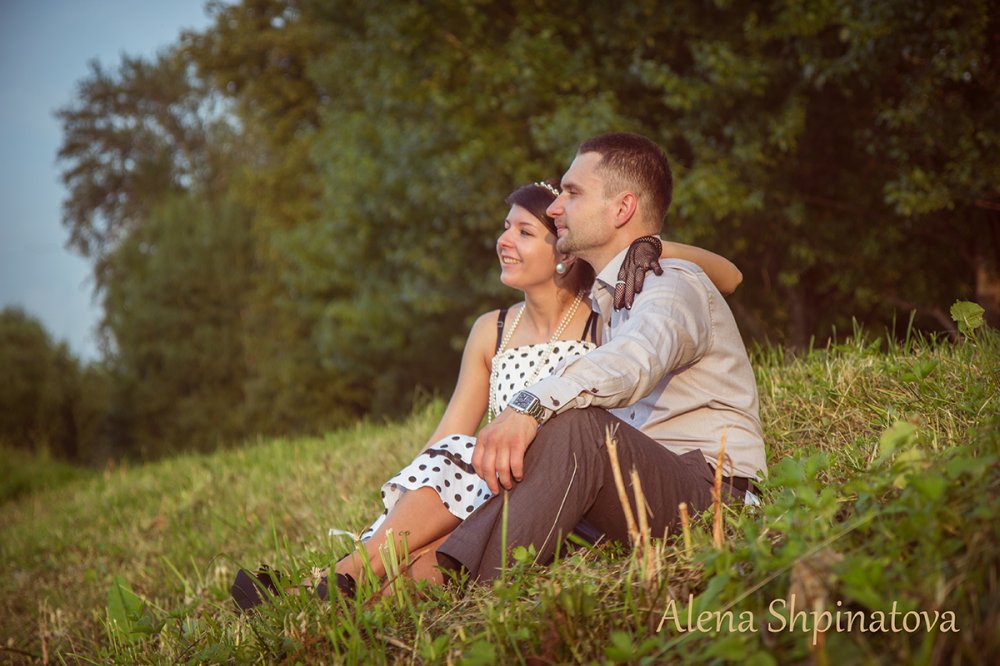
top-left (471, 303), bottom-right (523, 330)
top-left (468, 303), bottom-right (523, 354)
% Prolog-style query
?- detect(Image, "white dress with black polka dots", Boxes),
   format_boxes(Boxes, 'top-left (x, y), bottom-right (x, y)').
top-left (360, 338), bottom-right (597, 541)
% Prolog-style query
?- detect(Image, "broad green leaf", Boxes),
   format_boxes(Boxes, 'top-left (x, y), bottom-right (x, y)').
top-left (746, 651), bottom-right (780, 666)
top-left (892, 448), bottom-right (927, 489)
top-left (909, 473), bottom-right (947, 501)
top-left (705, 633), bottom-right (751, 659)
top-left (605, 632), bottom-right (637, 663)
top-left (878, 422), bottom-right (918, 464)
top-left (951, 301), bottom-right (985, 336)
top-left (902, 360), bottom-right (939, 382)
top-left (106, 576), bottom-right (143, 643)
top-left (460, 639), bottom-right (497, 666)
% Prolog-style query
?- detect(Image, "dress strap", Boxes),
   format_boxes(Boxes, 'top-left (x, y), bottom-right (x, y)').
top-left (495, 308), bottom-right (509, 353)
top-left (581, 311), bottom-right (599, 343)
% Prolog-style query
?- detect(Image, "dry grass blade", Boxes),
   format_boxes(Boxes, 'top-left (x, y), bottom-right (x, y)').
top-left (536, 454), bottom-right (579, 565)
top-left (607, 425), bottom-right (659, 591)
top-left (377, 633), bottom-right (415, 654)
top-left (605, 424), bottom-right (639, 546)
top-left (678, 502), bottom-right (692, 556)
top-left (629, 468), bottom-right (657, 590)
top-left (712, 432), bottom-right (727, 549)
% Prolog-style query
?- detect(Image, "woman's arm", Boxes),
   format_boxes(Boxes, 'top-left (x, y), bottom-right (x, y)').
top-left (419, 309), bottom-right (498, 450)
top-left (662, 241), bottom-right (743, 295)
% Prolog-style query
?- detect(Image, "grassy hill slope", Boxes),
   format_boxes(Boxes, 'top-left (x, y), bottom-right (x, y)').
top-left (2, 327), bottom-right (998, 664)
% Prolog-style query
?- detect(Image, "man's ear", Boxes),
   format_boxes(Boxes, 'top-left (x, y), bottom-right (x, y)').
top-left (613, 192), bottom-right (639, 229)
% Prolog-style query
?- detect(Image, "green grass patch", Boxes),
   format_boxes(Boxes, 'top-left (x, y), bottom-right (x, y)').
top-left (2, 327), bottom-right (998, 664)
top-left (0, 446), bottom-right (94, 505)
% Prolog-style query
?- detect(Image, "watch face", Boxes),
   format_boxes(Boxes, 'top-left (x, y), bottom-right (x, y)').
top-left (510, 391), bottom-right (537, 411)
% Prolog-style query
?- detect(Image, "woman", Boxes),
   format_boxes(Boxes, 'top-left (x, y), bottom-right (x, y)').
top-left (232, 181), bottom-right (741, 606)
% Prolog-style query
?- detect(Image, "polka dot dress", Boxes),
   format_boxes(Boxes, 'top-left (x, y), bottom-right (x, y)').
top-left (360, 339), bottom-right (597, 540)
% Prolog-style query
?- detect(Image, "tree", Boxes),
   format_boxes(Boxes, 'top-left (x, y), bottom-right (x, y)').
top-left (183, 0), bottom-right (363, 432)
top-left (56, 42), bottom-right (263, 456)
top-left (101, 194), bottom-right (253, 456)
top-left (0, 307), bottom-right (107, 461)
top-left (55, 0), bottom-right (999, 457)
top-left (297, 0), bottom-right (999, 354)
top-left (645, 0), bottom-right (1000, 341)
top-left (55, 48), bottom-right (230, 290)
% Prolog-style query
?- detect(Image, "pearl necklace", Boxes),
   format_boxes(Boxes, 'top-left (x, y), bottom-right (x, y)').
top-left (487, 290), bottom-right (586, 422)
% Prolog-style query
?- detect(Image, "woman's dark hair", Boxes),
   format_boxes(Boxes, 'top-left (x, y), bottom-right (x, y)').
top-left (504, 181), bottom-right (596, 293)
top-left (504, 181), bottom-right (561, 235)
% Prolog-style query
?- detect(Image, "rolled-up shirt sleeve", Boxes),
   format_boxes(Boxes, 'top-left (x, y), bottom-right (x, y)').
top-left (530, 270), bottom-right (712, 414)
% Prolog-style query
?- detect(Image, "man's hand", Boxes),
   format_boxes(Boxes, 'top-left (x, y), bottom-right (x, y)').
top-left (472, 407), bottom-right (539, 494)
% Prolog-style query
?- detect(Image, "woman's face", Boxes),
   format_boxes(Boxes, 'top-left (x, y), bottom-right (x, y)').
top-left (496, 204), bottom-right (559, 290)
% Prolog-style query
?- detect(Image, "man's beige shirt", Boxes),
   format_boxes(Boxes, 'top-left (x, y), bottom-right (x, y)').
top-left (529, 247), bottom-right (767, 480)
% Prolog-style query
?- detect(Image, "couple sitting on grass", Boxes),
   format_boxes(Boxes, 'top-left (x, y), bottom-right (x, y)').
top-left (232, 131), bottom-right (767, 610)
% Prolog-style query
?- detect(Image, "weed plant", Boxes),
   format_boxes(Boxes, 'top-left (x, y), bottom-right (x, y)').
top-left (1, 323), bottom-right (997, 664)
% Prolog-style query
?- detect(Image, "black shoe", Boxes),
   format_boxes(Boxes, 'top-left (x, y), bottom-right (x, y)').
top-left (315, 572), bottom-right (356, 601)
top-left (231, 566), bottom-right (283, 612)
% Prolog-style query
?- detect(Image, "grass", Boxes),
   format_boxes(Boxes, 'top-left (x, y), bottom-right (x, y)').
top-left (1, 324), bottom-right (998, 664)
top-left (0, 446), bottom-right (94, 505)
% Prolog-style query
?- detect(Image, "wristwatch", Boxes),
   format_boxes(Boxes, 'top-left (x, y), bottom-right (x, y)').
top-left (508, 390), bottom-right (553, 425)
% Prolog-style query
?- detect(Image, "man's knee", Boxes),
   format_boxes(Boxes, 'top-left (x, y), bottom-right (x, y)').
top-left (529, 408), bottom-right (617, 462)
top-left (546, 407), bottom-right (618, 438)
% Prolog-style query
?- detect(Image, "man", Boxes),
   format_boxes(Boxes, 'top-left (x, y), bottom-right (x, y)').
top-left (436, 132), bottom-right (766, 581)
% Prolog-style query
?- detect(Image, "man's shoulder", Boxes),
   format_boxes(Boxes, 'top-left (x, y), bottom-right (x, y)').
top-left (658, 258), bottom-right (709, 282)
top-left (623, 262), bottom-right (713, 325)
top-left (641, 259), bottom-right (714, 297)
top-left (654, 258), bottom-right (723, 298)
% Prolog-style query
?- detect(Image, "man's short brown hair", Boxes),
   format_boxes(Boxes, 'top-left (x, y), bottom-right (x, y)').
top-left (578, 132), bottom-right (673, 230)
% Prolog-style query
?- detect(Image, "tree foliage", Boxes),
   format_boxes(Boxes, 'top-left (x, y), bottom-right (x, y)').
top-left (55, 49), bottom-right (231, 288)
top-left (100, 194), bottom-right (253, 456)
top-left (49, 0), bottom-right (999, 458)
top-left (181, 0), bottom-right (364, 432)
top-left (0, 308), bottom-right (108, 462)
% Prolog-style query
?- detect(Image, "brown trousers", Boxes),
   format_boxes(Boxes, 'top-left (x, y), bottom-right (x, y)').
top-left (437, 407), bottom-right (719, 582)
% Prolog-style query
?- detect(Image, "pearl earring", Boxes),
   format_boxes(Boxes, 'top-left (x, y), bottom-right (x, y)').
top-left (555, 261), bottom-right (567, 275)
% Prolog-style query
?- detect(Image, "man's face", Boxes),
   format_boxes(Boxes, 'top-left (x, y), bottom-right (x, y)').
top-left (546, 151), bottom-right (615, 259)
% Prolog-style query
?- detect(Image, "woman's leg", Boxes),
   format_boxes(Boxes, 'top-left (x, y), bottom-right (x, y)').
top-left (394, 534), bottom-right (450, 589)
top-left (335, 486), bottom-right (461, 581)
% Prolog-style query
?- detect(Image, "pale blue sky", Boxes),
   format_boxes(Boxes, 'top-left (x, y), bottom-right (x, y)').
top-left (0, 0), bottom-right (216, 361)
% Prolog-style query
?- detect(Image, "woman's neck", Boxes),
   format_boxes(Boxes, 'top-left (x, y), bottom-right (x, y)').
top-left (520, 284), bottom-right (581, 341)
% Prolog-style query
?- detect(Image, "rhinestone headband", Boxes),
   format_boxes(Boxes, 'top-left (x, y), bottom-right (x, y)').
top-left (534, 181), bottom-right (560, 197)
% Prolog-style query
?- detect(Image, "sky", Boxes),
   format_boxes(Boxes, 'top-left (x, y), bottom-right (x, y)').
top-left (0, 0), bottom-right (216, 362)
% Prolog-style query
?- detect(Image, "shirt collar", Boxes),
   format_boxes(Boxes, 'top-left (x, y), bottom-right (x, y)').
top-left (589, 246), bottom-right (632, 317)
top-left (594, 246), bottom-right (631, 290)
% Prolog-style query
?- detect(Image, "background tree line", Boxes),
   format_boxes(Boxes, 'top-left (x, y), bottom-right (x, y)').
top-left (4, 0), bottom-right (997, 463)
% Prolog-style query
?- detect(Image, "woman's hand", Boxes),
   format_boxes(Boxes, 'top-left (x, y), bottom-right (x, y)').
top-left (614, 235), bottom-right (663, 310)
